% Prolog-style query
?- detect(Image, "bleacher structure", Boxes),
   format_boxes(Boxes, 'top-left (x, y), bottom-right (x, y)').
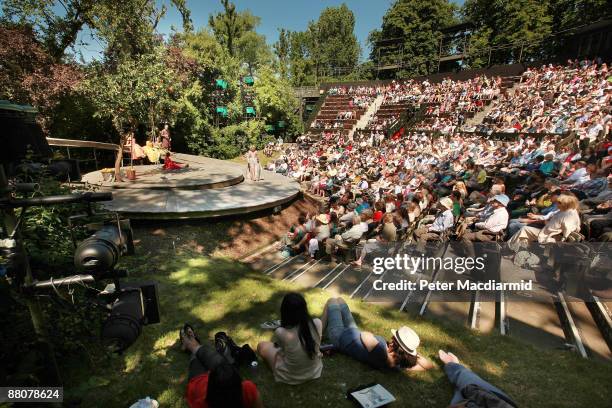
top-left (304, 64), bottom-right (526, 140)
top-left (308, 94), bottom-right (367, 139)
top-left (284, 63), bottom-right (612, 362)
top-left (247, 234), bottom-right (612, 362)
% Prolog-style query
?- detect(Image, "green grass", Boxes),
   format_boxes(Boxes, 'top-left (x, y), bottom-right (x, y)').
top-left (61, 250), bottom-right (612, 407)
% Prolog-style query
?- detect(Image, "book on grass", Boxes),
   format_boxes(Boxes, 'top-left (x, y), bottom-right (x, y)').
top-left (347, 383), bottom-right (395, 408)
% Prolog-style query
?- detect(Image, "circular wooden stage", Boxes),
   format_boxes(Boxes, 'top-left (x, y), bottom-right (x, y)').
top-left (82, 154), bottom-right (300, 219)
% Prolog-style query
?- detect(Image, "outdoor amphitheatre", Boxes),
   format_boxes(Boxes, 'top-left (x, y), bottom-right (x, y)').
top-left (1, 1), bottom-right (612, 407)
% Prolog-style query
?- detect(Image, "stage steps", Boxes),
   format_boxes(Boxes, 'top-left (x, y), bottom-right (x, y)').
top-left (246, 245), bottom-right (611, 361)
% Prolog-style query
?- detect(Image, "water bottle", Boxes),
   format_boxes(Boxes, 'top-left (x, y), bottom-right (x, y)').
top-left (249, 360), bottom-right (259, 380)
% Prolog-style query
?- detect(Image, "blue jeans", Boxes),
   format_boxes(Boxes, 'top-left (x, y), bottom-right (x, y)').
top-left (325, 303), bottom-right (358, 346)
top-left (445, 362), bottom-right (514, 405)
top-left (507, 219), bottom-right (525, 238)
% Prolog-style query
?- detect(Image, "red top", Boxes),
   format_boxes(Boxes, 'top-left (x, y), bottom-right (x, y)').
top-left (163, 157), bottom-right (182, 170)
top-left (186, 373), bottom-right (259, 408)
top-left (372, 210), bottom-right (384, 223)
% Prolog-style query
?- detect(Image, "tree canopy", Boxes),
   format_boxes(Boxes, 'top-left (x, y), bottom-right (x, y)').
top-left (0, 0), bottom-right (609, 163)
top-left (368, 0), bottom-right (458, 78)
top-left (273, 3), bottom-right (360, 86)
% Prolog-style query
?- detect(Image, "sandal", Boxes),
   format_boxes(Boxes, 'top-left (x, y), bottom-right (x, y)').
top-left (179, 323), bottom-right (201, 351)
top-left (260, 320), bottom-right (281, 330)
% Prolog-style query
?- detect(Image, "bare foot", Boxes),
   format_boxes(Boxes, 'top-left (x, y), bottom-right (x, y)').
top-left (438, 349), bottom-right (460, 365)
top-left (180, 327), bottom-right (200, 353)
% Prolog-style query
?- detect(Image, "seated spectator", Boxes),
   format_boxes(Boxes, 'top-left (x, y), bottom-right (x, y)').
top-left (438, 350), bottom-right (517, 408)
top-left (278, 215), bottom-right (308, 257)
top-left (560, 161), bottom-right (589, 186)
top-left (413, 197), bottom-right (455, 243)
top-left (180, 325), bottom-right (264, 408)
top-left (321, 298), bottom-right (433, 371)
top-left (307, 214), bottom-right (331, 259)
top-left (507, 190), bottom-right (561, 237)
top-left (461, 194), bottom-right (510, 243)
top-left (257, 293), bottom-right (322, 385)
top-left (351, 213), bottom-right (396, 267)
top-left (508, 193), bottom-right (581, 251)
top-left (325, 215), bottom-right (366, 262)
top-left (539, 153), bottom-right (555, 176)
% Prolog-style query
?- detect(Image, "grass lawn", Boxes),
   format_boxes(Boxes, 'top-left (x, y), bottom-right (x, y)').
top-left (61, 249), bottom-right (612, 408)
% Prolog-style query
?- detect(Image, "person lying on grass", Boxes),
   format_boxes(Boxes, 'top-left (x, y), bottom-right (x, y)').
top-left (257, 293), bottom-right (323, 385)
top-left (321, 297), bottom-right (433, 371)
top-left (180, 324), bottom-right (264, 408)
top-left (438, 349), bottom-right (517, 408)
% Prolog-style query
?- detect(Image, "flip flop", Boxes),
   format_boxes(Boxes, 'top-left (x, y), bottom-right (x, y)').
top-left (260, 320), bottom-right (281, 330)
top-left (179, 323), bottom-right (201, 351)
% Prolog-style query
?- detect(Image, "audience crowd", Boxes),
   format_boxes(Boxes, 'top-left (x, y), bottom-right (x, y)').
top-left (180, 59), bottom-right (612, 408)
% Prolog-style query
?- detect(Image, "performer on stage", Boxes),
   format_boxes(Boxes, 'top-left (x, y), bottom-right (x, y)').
top-left (125, 132), bottom-right (146, 161)
top-left (247, 145), bottom-right (261, 181)
top-left (160, 123), bottom-right (171, 150)
top-left (162, 152), bottom-right (189, 170)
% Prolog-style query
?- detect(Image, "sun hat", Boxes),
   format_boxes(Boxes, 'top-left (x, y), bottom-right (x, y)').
top-left (493, 194), bottom-right (510, 207)
top-left (391, 326), bottom-right (420, 356)
top-left (439, 197), bottom-right (453, 210)
top-left (316, 214), bottom-right (329, 224)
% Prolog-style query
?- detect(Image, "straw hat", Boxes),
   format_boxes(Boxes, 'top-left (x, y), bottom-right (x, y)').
top-left (391, 326), bottom-right (420, 356)
top-left (316, 214), bottom-right (329, 224)
top-left (439, 197), bottom-right (453, 210)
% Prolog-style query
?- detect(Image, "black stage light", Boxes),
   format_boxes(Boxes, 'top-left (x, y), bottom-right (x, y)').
top-left (74, 223), bottom-right (134, 275)
top-left (101, 282), bottom-right (160, 352)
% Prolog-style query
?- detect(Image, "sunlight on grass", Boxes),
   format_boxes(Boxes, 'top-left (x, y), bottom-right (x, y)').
top-left (156, 387), bottom-right (182, 408)
top-left (61, 253), bottom-right (612, 408)
top-left (124, 351), bottom-right (143, 374)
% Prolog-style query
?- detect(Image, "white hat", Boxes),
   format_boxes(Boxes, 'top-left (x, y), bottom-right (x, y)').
top-left (439, 197), bottom-right (453, 210)
top-left (316, 214), bottom-right (329, 224)
top-left (391, 326), bottom-right (420, 356)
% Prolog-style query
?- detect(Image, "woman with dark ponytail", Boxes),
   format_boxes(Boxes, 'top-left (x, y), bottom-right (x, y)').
top-left (257, 292), bottom-right (323, 384)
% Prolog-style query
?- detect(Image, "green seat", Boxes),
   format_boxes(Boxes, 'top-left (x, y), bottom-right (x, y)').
top-left (216, 106), bottom-right (228, 117)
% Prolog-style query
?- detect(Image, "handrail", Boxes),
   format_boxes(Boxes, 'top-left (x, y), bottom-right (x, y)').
top-left (46, 138), bottom-right (120, 152)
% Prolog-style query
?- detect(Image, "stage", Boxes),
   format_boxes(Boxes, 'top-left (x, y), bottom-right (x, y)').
top-left (81, 154), bottom-right (300, 219)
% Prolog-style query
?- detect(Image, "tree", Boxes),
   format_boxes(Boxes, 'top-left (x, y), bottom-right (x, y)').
top-left (0, 25), bottom-right (82, 131)
top-left (275, 3), bottom-right (360, 86)
top-left (462, 0), bottom-right (552, 65)
top-left (274, 28), bottom-right (290, 79)
top-left (254, 66), bottom-right (303, 138)
top-left (1, 0), bottom-right (193, 61)
top-left (311, 4), bottom-right (360, 78)
top-left (81, 46), bottom-right (186, 180)
top-left (208, 0), bottom-right (260, 57)
top-left (549, 0), bottom-right (611, 31)
top-left (369, 0), bottom-right (457, 78)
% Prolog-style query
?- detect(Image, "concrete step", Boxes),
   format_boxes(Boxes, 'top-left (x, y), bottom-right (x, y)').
top-left (268, 255), bottom-right (313, 280)
top-left (505, 292), bottom-right (568, 351)
top-left (566, 297), bottom-right (612, 361)
top-left (586, 293), bottom-right (612, 354)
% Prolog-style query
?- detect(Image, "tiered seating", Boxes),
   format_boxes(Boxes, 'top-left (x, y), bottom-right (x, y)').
top-left (470, 62), bottom-right (610, 136)
top-left (310, 95), bottom-right (365, 137)
top-left (362, 102), bottom-right (410, 131)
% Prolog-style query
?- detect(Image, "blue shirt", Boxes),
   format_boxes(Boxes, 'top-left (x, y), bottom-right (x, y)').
top-left (539, 161), bottom-right (554, 175)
